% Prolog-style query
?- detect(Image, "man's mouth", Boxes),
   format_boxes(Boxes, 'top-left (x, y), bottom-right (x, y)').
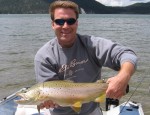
top-left (61, 30), bottom-right (71, 35)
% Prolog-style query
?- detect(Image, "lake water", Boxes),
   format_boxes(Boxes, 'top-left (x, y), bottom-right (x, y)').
top-left (0, 14), bottom-right (150, 114)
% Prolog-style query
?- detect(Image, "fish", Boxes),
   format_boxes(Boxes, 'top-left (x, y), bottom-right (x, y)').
top-left (15, 80), bottom-right (108, 114)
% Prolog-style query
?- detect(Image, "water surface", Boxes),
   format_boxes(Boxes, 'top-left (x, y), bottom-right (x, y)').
top-left (0, 14), bottom-right (150, 114)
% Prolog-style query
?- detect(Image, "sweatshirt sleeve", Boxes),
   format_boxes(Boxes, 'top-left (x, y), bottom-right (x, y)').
top-left (34, 41), bottom-right (59, 83)
top-left (34, 59), bottom-right (58, 83)
top-left (89, 36), bottom-right (138, 71)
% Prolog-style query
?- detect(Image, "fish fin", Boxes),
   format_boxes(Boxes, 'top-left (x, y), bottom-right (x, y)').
top-left (73, 101), bottom-right (82, 107)
top-left (72, 101), bottom-right (82, 113)
top-left (37, 105), bottom-right (40, 115)
top-left (95, 94), bottom-right (106, 103)
top-left (71, 106), bottom-right (81, 113)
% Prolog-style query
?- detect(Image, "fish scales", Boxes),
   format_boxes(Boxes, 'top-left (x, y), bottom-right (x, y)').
top-left (15, 80), bottom-right (108, 113)
top-left (41, 81), bottom-right (106, 101)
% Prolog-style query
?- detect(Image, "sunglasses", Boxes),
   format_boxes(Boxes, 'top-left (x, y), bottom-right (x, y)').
top-left (54, 18), bottom-right (77, 26)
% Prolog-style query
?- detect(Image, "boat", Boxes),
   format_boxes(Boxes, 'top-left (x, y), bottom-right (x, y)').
top-left (0, 87), bottom-right (144, 115)
top-left (103, 99), bottom-right (144, 115)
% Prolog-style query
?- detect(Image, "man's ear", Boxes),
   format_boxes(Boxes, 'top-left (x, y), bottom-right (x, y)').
top-left (76, 20), bottom-right (78, 26)
top-left (77, 20), bottom-right (79, 26)
top-left (51, 21), bottom-right (55, 29)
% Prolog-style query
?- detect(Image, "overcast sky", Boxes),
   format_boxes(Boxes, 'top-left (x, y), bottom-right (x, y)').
top-left (95, 0), bottom-right (150, 6)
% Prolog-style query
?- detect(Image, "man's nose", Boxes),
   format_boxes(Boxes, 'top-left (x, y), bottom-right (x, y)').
top-left (62, 22), bottom-right (69, 28)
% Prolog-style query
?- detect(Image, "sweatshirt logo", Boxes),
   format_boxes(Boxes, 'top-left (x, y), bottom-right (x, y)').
top-left (58, 59), bottom-right (88, 73)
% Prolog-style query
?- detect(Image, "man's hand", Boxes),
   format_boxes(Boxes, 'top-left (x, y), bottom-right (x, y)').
top-left (106, 76), bottom-right (127, 99)
top-left (39, 100), bottom-right (58, 109)
top-left (106, 61), bottom-right (135, 99)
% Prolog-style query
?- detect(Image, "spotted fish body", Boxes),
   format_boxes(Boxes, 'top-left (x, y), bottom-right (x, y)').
top-left (15, 80), bottom-right (108, 113)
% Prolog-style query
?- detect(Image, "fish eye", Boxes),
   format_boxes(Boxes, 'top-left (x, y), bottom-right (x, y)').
top-left (20, 89), bottom-right (27, 93)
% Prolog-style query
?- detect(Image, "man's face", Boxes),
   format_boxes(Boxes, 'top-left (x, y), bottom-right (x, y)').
top-left (52, 8), bottom-right (78, 48)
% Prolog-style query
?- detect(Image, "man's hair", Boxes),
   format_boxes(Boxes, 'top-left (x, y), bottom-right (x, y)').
top-left (49, 0), bottom-right (79, 20)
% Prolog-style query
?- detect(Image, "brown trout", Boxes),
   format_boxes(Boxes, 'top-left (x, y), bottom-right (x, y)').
top-left (15, 80), bottom-right (108, 113)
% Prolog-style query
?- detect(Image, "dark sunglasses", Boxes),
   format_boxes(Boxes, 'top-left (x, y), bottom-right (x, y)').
top-left (54, 18), bottom-right (77, 26)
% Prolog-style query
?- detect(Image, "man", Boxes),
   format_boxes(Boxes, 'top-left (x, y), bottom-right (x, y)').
top-left (34, 0), bottom-right (137, 115)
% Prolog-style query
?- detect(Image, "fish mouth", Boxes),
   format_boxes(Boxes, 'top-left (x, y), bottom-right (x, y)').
top-left (14, 99), bottom-right (25, 103)
top-left (15, 93), bottom-right (28, 103)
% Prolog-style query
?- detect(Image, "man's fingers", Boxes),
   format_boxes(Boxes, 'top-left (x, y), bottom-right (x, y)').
top-left (39, 100), bottom-right (58, 109)
top-left (106, 78), bottom-right (112, 84)
top-left (44, 100), bottom-right (55, 108)
top-left (106, 87), bottom-right (125, 99)
top-left (39, 103), bottom-right (45, 109)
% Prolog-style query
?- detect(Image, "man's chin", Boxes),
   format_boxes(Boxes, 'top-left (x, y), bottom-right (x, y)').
top-left (61, 34), bottom-right (70, 38)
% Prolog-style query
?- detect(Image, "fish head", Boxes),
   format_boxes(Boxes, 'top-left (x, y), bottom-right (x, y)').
top-left (15, 88), bottom-right (40, 105)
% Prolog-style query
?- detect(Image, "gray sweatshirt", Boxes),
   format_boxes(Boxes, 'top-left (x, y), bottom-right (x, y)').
top-left (34, 34), bottom-right (137, 115)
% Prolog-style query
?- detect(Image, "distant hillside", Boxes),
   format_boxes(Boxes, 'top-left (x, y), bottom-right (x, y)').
top-left (0, 0), bottom-right (150, 14)
top-left (74, 0), bottom-right (150, 14)
top-left (123, 2), bottom-right (150, 14)
top-left (0, 0), bottom-right (49, 14)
